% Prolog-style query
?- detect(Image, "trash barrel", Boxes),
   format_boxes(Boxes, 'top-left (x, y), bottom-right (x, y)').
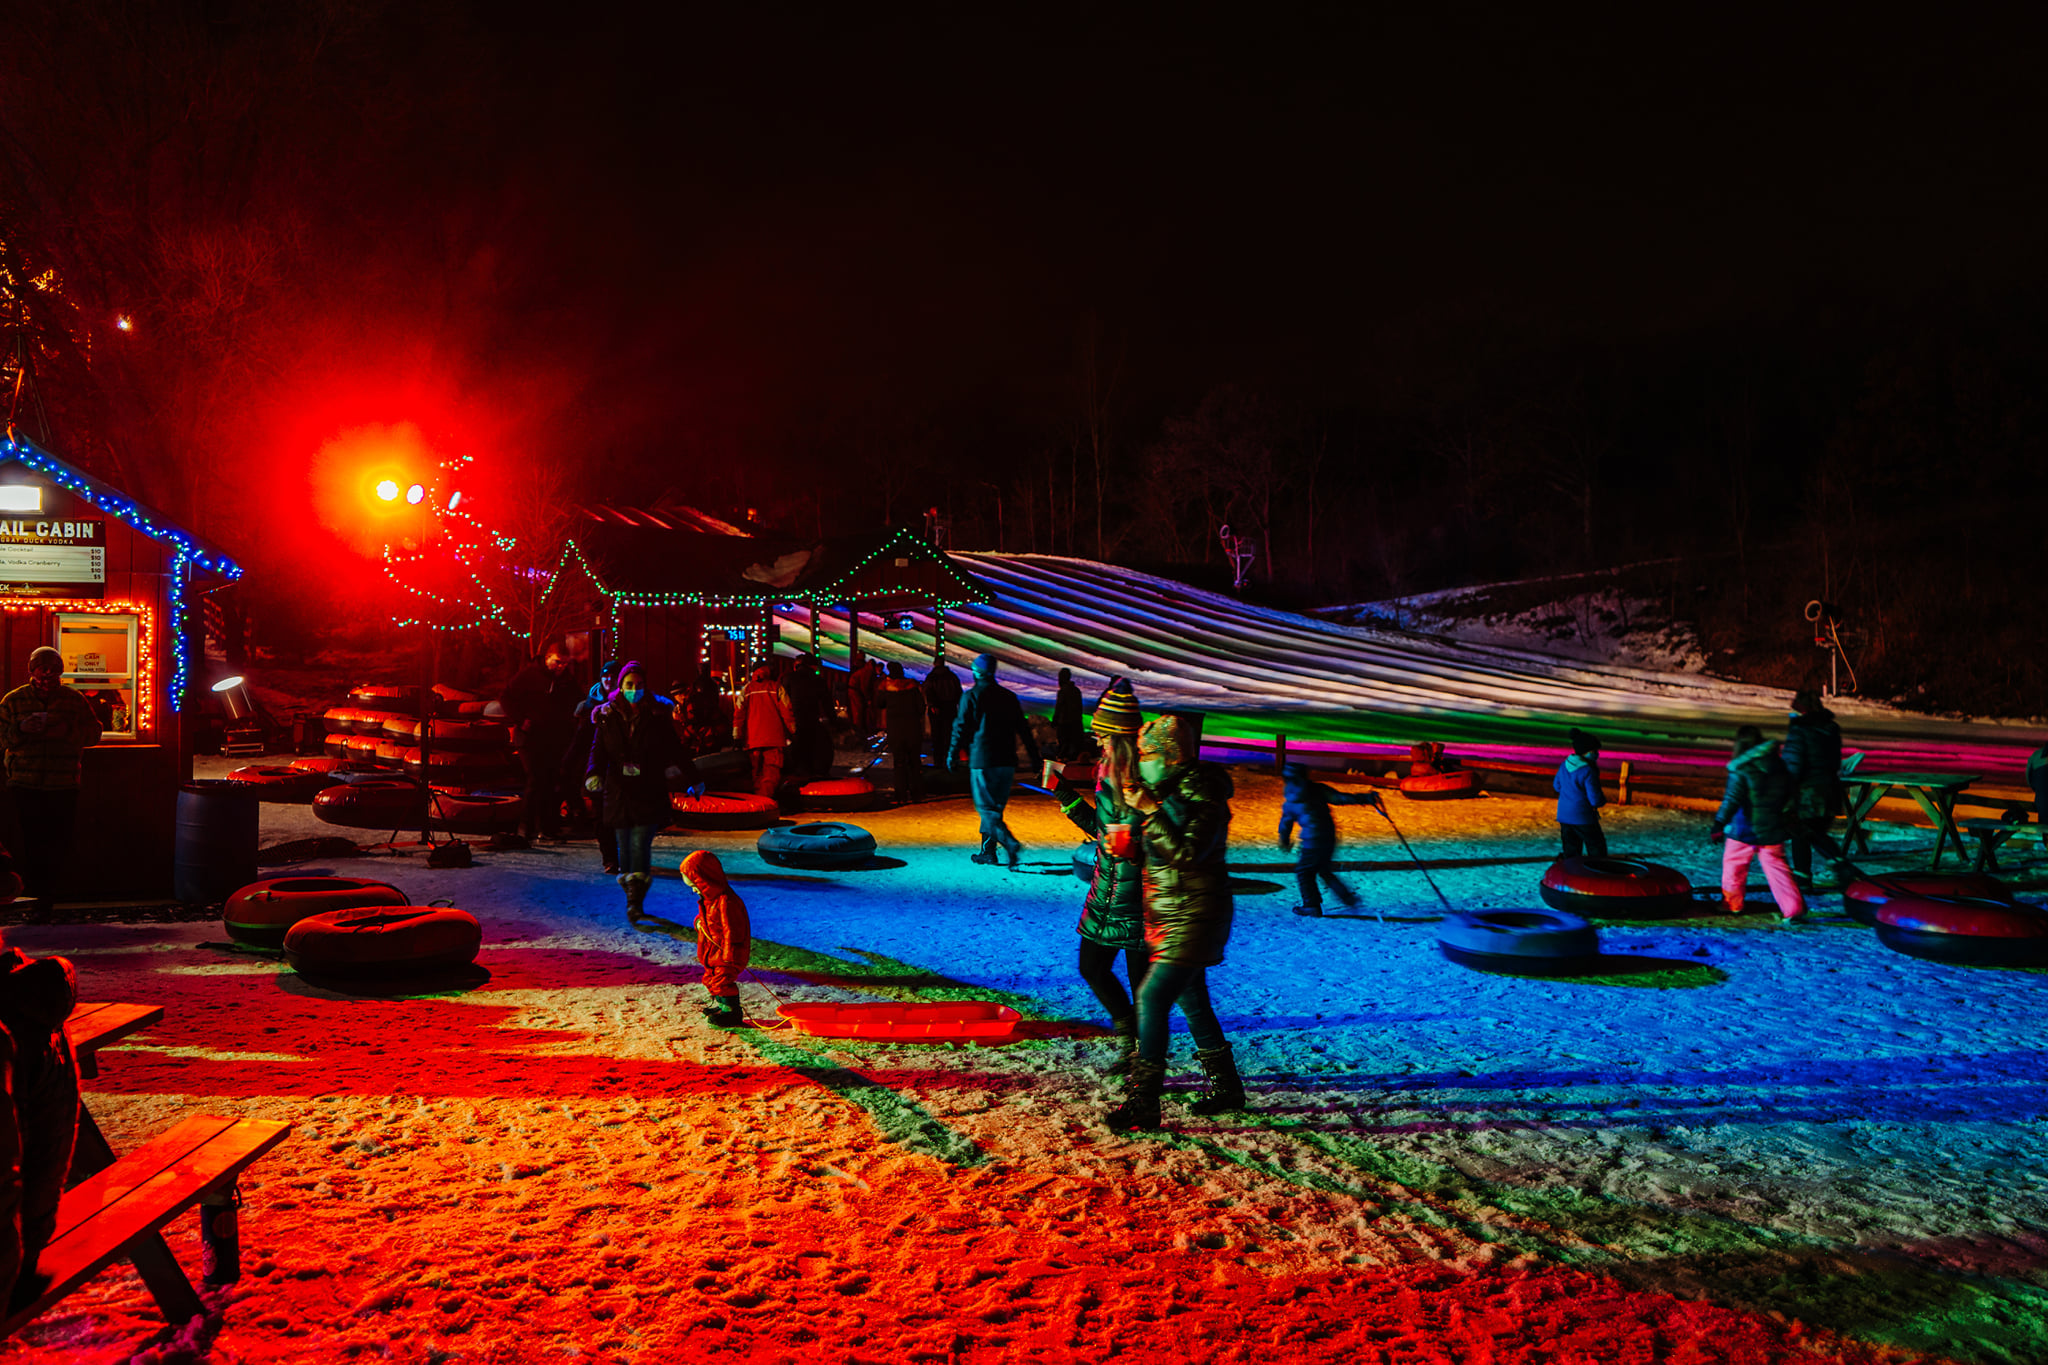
top-left (174, 781), bottom-right (260, 904)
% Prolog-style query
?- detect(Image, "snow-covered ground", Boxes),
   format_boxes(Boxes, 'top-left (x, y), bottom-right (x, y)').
top-left (5, 768), bottom-right (2046, 1363)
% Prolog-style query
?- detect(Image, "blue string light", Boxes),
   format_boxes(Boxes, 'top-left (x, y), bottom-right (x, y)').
top-left (2, 437), bottom-right (242, 712)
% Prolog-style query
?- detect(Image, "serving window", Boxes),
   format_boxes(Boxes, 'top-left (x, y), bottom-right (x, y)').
top-left (57, 611), bottom-right (139, 739)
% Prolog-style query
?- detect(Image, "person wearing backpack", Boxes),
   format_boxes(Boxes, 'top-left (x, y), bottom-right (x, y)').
top-left (1711, 725), bottom-right (1807, 923)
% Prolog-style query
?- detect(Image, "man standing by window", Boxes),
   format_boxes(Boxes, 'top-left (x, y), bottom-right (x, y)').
top-left (0, 647), bottom-right (102, 905)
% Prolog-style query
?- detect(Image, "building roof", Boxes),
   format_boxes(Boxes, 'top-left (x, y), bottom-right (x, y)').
top-left (0, 435), bottom-right (242, 579)
top-left (565, 523), bottom-right (981, 610)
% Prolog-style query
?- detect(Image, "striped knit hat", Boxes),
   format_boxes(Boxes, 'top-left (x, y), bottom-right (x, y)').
top-left (1090, 678), bottom-right (1141, 738)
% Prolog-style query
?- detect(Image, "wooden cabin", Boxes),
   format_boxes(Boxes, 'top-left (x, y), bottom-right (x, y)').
top-left (0, 438), bottom-right (241, 899)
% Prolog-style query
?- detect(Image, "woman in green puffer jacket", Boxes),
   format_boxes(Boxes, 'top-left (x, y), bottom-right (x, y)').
top-left (1710, 725), bottom-right (1808, 923)
top-left (1105, 711), bottom-right (1245, 1131)
top-left (1058, 728), bottom-right (1147, 1075)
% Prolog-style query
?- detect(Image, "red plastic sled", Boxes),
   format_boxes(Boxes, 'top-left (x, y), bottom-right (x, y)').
top-left (777, 1001), bottom-right (1021, 1042)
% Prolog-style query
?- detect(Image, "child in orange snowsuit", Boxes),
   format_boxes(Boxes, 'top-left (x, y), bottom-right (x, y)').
top-left (679, 850), bottom-right (751, 1026)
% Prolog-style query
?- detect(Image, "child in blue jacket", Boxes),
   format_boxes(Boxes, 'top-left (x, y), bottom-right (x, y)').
top-left (1279, 763), bottom-right (1382, 917)
top-left (1554, 729), bottom-right (1606, 858)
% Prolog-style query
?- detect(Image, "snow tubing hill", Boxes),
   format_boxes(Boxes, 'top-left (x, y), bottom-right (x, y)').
top-left (1843, 874), bottom-right (2012, 927)
top-left (757, 822), bottom-right (877, 868)
top-left (1539, 857), bottom-right (1696, 918)
top-left (313, 779), bottom-right (423, 830)
top-left (778, 1001), bottom-right (1021, 1042)
top-left (1874, 896), bottom-right (2048, 967)
top-left (1439, 909), bottom-right (1599, 976)
top-left (798, 777), bottom-right (879, 812)
top-left (1398, 770), bottom-right (1482, 799)
top-left (669, 792), bottom-right (781, 830)
top-left (225, 765), bottom-right (340, 803)
top-left (284, 906), bottom-right (483, 976)
top-left (224, 876), bottom-right (409, 948)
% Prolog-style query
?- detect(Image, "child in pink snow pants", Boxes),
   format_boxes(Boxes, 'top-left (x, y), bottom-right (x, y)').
top-left (1709, 725), bottom-right (1807, 922)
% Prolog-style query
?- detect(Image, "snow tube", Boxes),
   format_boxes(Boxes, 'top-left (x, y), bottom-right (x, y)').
top-left (798, 777), bottom-right (879, 812)
top-left (669, 792), bottom-right (782, 830)
top-left (1875, 896), bottom-right (2048, 967)
top-left (778, 1001), bottom-right (1021, 1042)
top-left (343, 735), bottom-right (385, 762)
top-left (757, 821), bottom-right (878, 868)
top-left (312, 778), bottom-right (423, 830)
top-left (1843, 874), bottom-right (2012, 927)
top-left (1398, 770), bottom-right (1482, 800)
top-left (432, 683), bottom-right (482, 708)
top-left (290, 756), bottom-right (342, 775)
top-left (429, 790), bottom-right (524, 834)
top-left (284, 906), bottom-right (483, 977)
top-left (1073, 841), bottom-right (1097, 882)
top-left (1439, 908), bottom-right (1600, 976)
top-left (450, 700), bottom-right (493, 718)
top-left (223, 876), bottom-right (408, 948)
top-left (350, 709), bottom-right (409, 737)
top-left (349, 684), bottom-right (422, 712)
top-left (224, 765), bottom-right (340, 803)
top-left (323, 733), bottom-right (352, 758)
top-left (400, 748), bottom-right (517, 782)
top-left (321, 707), bottom-right (358, 735)
top-left (1539, 857), bottom-right (1697, 918)
top-left (423, 717), bottom-right (512, 751)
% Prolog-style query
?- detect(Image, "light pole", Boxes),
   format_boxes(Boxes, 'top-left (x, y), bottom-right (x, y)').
top-left (377, 478), bottom-right (436, 846)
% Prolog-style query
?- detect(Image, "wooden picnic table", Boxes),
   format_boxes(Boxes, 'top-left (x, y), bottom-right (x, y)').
top-left (64, 1001), bottom-right (165, 1182)
top-left (1841, 771), bottom-right (1979, 870)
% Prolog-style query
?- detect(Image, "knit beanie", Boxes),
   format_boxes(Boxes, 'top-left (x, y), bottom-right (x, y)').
top-left (1568, 727), bottom-right (1598, 756)
top-left (1137, 712), bottom-right (1200, 770)
top-left (28, 646), bottom-right (61, 671)
top-left (971, 653), bottom-right (997, 678)
top-left (1090, 678), bottom-right (1142, 738)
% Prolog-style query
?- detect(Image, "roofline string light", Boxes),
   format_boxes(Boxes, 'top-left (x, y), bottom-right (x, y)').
top-left (2, 437), bottom-right (239, 712)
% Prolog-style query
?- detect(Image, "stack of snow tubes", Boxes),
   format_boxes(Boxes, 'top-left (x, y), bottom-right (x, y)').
top-left (316, 683), bottom-right (517, 826)
top-left (223, 876), bottom-right (408, 948)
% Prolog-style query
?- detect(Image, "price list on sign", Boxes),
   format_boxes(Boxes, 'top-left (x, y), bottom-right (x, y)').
top-left (0, 517), bottom-right (106, 599)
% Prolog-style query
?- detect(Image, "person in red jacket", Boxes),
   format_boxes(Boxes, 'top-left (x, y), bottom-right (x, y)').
top-left (734, 662), bottom-right (797, 799)
top-left (680, 850), bottom-right (751, 1026)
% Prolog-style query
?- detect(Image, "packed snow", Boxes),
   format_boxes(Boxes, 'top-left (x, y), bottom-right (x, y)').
top-left (6, 766), bottom-right (2046, 1363)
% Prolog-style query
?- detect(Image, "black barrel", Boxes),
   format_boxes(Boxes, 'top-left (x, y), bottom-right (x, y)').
top-left (174, 782), bottom-right (259, 904)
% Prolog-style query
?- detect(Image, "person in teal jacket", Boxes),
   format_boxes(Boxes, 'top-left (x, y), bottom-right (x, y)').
top-left (1553, 729), bottom-right (1606, 857)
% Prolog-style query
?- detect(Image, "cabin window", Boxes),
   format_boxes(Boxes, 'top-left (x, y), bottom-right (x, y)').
top-left (56, 612), bottom-right (139, 739)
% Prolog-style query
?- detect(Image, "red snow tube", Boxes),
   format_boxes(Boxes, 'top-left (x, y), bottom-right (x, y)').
top-left (1398, 770), bottom-right (1482, 800)
top-left (344, 735), bottom-right (385, 762)
top-left (669, 792), bottom-right (782, 830)
top-left (223, 876), bottom-right (409, 948)
top-left (778, 1001), bottom-right (1021, 1042)
top-left (402, 747), bottom-right (516, 782)
top-left (323, 733), bottom-right (352, 758)
top-left (322, 707), bottom-right (359, 735)
top-left (225, 765), bottom-right (340, 803)
top-left (1875, 895), bottom-right (2048, 967)
top-left (1539, 857), bottom-right (1697, 918)
top-left (312, 778), bottom-right (422, 830)
top-left (1843, 874), bottom-right (2012, 927)
top-left (423, 717), bottom-right (513, 751)
top-left (349, 684), bottom-right (421, 712)
top-left (284, 906), bottom-right (482, 976)
top-left (430, 790), bottom-right (524, 833)
top-left (799, 777), bottom-right (879, 812)
top-left (349, 709), bottom-right (408, 737)
top-left (290, 756), bottom-right (342, 775)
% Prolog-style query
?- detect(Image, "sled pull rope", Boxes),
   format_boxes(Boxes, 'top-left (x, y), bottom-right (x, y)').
top-left (1374, 804), bottom-right (1455, 916)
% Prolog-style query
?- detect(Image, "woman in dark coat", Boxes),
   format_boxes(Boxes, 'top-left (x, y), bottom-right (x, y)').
top-left (1107, 711), bottom-right (1243, 1130)
top-left (586, 661), bottom-right (699, 922)
top-left (1058, 686), bottom-right (1148, 1074)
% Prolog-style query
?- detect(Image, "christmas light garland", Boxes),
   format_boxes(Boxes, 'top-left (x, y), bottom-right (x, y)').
top-left (1, 437), bottom-right (239, 712)
top-left (0, 596), bottom-right (158, 734)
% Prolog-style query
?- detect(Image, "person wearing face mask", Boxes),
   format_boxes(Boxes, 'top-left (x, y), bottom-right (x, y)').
top-left (1105, 711), bottom-right (1246, 1131)
top-left (0, 647), bottom-right (102, 904)
top-left (586, 662), bottom-right (701, 922)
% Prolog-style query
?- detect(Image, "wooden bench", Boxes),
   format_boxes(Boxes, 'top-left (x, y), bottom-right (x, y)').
top-left (63, 1002), bottom-right (167, 1184)
top-left (1957, 816), bottom-right (2044, 873)
top-left (1, 1113), bottom-right (289, 1339)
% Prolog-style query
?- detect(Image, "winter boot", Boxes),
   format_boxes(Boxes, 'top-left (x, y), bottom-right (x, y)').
top-left (1001, 834), bottom-right (1022, 870)
top-left (970, 836), bottom-right (998, 866)
top-left (1104, 1058), bottom-right (1166, 1131)
top-left (621, 873), bottom-right (651, 922)
top-left (1102, 1016), bottom-right (1139, 1077)
top-left (702, 994), bottom-right (744, 1027)
top-left (1187, 1045), bottom-right (1248, 1116)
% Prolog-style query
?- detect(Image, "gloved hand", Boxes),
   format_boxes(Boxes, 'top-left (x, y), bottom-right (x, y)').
top-left (1364, 789), bottom-right (1384, 808)
top-left (584, 775), bottom-right (603, 794)
top-left (687, 782), bottom-right (707, 799)
top-left (664, 765), bottom-right (684, 780)
top-left (1708, 825), bottom-right (1725, 842)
